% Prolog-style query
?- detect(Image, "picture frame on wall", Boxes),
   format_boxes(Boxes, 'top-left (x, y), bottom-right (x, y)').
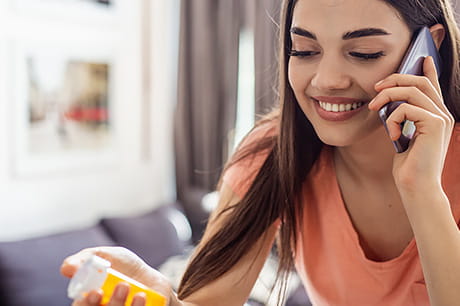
top-left (10, 38), bottom-right (120, 177)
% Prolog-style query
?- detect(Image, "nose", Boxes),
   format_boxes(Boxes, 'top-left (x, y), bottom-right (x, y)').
top-left (310, 57), bottom-right (352, 91)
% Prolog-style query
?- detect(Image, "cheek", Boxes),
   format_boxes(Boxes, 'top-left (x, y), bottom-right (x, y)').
top-left (360, 60), bottom-right (402, 96)
top-left (361, 72), bottom-right (384, 96)
top-left (287, 60), bottom-right (297, 90)
top-left (288, 60), bottom-right (309, 96)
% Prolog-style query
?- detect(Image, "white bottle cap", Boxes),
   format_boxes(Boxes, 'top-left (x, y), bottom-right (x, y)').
top-left (67, 255), bottom-right (111, 300)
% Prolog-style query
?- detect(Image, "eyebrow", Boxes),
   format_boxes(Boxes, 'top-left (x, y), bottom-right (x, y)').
top-left (290, 27), bottom-right (391, 40)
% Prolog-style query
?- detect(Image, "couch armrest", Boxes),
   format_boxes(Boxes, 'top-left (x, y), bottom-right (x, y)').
top-left (99, 203), bottom-right (192, 268)
top-left (0, 226), bottom-right (115, 306)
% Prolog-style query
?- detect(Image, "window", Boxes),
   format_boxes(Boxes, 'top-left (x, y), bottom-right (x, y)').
top-left (233, 28), bottom-right (255, 152)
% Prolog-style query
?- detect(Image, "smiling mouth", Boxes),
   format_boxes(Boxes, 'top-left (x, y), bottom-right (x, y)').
top-left (318, 101), bottom-right (365, 112)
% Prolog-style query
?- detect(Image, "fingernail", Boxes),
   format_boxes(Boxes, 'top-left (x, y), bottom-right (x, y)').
top-left (132, 293), bottom-right (147, 306)
top-left (368, 98), bottom-right (375, 107)
top-left (66, 257), bottom-right (81, 266)
top-left (115, 283), bottom-right (129, 299)
top-left (375, 79), bottom-right (384, 87)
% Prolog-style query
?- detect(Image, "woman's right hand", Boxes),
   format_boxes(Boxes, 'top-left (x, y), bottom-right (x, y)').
top-left (60, 246), bottom-right (180, 306)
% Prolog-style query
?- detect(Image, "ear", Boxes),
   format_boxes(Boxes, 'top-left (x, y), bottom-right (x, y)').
top-left (429, 24), bottom-right (445, 50)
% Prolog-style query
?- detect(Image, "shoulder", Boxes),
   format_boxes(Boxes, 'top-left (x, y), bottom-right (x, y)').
top-left (451, 123), bottom-right (460, 145)
top-left (222, 117), bottom-right (279, 199)
top-left (443, 123), bottom-right (460, 205)
top-left (235, 118), bottom-right (278, 152)
top-left (445, 123), bottom-right (460, 169)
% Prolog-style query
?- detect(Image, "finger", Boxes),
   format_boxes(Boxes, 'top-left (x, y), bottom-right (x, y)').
top-left (107, 282), bottom-right (130, 306)
top-left (61, 260), bottom-right (79, 278)
top-left (61, 246), bottom-right (118, 278)
top-left (61, 253), bottom-right (90, 278)
top-left (385, 103), bottom-right (444, 141)
top-left (73, 289), bottom-right (103, 306)
top-left (423, 56), bottom-right (442, 95)
top-left (423, 56), bottom-right (453, 118)
top-left (132, 292), bottom-right (147, 306)
top-left (61, 248), bottom-right (102, 278)
top-left (373, 73), bottom-right (442, 108)
top-left (368, 86), bottom-right (444, 117)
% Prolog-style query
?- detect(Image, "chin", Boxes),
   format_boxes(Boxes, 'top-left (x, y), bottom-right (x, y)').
top-left (311, 120), bottom-right (383, 148)
top-left (315, 132), bottom-right (356, 147)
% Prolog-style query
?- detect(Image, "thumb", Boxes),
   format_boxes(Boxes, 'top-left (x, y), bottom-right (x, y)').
top-left (60, 256), bottom-right (81, 278)
top-left (60, 248), bottom-right (99, 278)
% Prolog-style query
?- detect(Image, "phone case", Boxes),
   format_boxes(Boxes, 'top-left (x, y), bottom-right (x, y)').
top-left (378, 26), bottom-right (442, 153)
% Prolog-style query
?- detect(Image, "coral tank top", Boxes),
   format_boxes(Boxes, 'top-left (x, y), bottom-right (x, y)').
top-left (223, 123), bottom-right (460, 306)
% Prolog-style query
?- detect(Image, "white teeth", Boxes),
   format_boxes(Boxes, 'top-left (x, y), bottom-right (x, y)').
top-left (319, 101), bottom-right (363, 112)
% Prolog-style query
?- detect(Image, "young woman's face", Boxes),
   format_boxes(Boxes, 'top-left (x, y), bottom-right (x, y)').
top-left (288, 0), bottom-right (412, 147)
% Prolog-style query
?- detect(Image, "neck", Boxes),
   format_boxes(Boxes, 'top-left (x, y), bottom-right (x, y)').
top-left (333, 126), bottom-right (396, 184)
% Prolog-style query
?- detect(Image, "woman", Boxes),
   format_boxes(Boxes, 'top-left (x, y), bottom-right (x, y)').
top-left (61, 0), bottom-right (460, 305)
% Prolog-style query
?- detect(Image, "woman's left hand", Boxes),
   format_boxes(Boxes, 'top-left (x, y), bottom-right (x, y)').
top-left (368, 56), bottom-right (455, 198)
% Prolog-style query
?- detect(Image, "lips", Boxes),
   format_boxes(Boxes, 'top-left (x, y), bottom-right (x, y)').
top-left (311, 96), bottom-right (368, 122)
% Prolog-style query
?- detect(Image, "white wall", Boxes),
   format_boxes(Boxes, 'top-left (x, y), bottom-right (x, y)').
top-left (0, 0), bottom-right (180, 241)
top-left (149, 0), bottom-right (180, 208)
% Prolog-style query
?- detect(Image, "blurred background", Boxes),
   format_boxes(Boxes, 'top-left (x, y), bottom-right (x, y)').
top-left (1, 1), bottom-right (459, 305)
top-left (0, 0), bottom-right (459, 242)
top-left (0, 0), bottom-right (284, 243)
top-left (0, 0), bottom-right (181, 241)
top-left (0, 1), bottom-right (293, 304)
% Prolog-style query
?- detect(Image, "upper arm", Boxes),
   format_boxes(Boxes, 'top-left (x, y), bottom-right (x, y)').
top-left (182, 182), bottom-right (279, 306)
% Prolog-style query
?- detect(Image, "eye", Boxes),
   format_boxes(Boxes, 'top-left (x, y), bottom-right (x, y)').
top-left (289, 50), bottom-right (320, 58)
top-left (349, 51), bottom-right (385, 60)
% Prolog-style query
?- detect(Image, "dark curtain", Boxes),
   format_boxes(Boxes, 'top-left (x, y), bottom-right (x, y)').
top-left (175, 0), bottom-right (240, 240)
top-left (175, 0), bottom-right (280, 240)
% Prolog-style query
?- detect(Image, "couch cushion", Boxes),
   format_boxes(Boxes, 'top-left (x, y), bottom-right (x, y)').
top-left (285, 284), bottom-right (312, 306)
top-left (100, 204), bottom-right (192, 268)
top-left (0, 225), bottom-right (115, 306)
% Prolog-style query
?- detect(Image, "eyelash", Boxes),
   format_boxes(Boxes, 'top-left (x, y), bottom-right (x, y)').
top-left (289, 50), bottom-right (385, 60)
top-left (349, 51), bottom-right (385, 59)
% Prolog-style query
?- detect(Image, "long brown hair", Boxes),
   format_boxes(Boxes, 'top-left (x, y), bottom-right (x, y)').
top-left (177, 0), bottom-right (460, 303)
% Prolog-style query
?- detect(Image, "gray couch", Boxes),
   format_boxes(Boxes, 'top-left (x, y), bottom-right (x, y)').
top-left (0, 204), bottom-right (310, 306)
top-left (0, 204), bottom-right (190, 306)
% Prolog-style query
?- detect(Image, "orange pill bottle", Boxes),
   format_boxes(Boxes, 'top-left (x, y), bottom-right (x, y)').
top-left (67, 255), bottom-right (166, 306)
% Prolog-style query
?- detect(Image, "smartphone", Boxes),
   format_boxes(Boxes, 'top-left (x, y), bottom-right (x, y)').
top-left (378, 26), bottom-right (442, 153)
